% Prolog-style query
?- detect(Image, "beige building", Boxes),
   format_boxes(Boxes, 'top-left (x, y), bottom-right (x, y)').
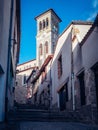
top-left (15, 59), bottom-right (37, 104)
top-left (0, 0), bottom-right (20, 121)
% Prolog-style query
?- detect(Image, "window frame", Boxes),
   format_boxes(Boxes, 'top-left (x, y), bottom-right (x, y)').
top-left (58, 55), bottom-right (63, 79)
top-left (39, 43), bottom-right (43, 55)
top-left (45, 41), bottom-right (48, 54)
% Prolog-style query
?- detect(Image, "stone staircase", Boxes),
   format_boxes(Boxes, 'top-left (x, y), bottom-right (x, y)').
top-left (7, 104), bottom-right (93, 123)
top-left (8, 109), bottom-right (78, 122)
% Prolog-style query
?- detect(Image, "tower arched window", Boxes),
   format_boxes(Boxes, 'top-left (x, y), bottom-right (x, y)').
top-left (45, 41), bottom-right (48, 54)
top-left (39, 21), bottom-right (42, 31)
top-left (46, 18), bottom-right (49, 27)
top-left (39, 44), bottom-right (43, 55)
top-left (43, 20), bottom-right (45, 29)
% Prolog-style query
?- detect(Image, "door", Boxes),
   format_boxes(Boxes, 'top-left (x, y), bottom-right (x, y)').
top-left (59, 87), bottom-right (66, 111)
top-left (93, 65), bottom-right (98, 109)
top-left (78, 72), bottom-right (86, 106)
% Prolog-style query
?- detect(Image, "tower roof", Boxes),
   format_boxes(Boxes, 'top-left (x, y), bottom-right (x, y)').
top-left (35, 8), bottom-right (62, 22)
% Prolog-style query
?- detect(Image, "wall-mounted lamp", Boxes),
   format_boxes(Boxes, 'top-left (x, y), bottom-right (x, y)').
top-left (11, 39), bottom-right (17, 44)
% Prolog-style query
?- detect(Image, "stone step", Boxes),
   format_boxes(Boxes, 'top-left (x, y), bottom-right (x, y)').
top-left (8, 106), bottom-right (93, 124)
top-left (8, 109), bottom-right (81, 122)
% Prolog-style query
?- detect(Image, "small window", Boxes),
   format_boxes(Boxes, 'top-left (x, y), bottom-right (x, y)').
top-left (58, 55), bottom-right (62, 78)
top-left (39, 21), bottom-right (42, 31)
top-left (53, 42), bottom-right (56, 53)
top-left (23, 74), bottom-right (26, 85)
top-left (16, 81), bottom-right (18, 86)
top-left (46, 18), bottom-right (49, 27)
top-left (45, 41), bottom-right (48, 54)
top-left (39, 44), bottom-right (43, 55)
top-left (43, 20), bottom-right (45, 29)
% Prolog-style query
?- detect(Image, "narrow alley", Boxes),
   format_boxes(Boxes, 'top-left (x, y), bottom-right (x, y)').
top-left (0, 0), bottom-right (98, 130)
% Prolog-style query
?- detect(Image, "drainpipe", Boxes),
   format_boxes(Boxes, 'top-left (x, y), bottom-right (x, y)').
top-left (71, 26), bottom-right (75, 111)
top-left (49, 58), bottom-right (53, 110)
top-left (5, 0), bottom-right (14, 121)
top-left (72, 72), bottom-right (75, 110)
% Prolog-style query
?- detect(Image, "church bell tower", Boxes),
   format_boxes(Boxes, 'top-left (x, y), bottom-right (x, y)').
top-left (35, 9), bottom-right (61, 67)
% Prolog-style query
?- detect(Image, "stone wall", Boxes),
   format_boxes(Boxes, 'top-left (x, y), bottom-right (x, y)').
top-left (15, 86), bottom-right (27, 104)
top-left (84, 69), bottom-right (97, 106)
top-left (74, 69), bottom-right (98, 123)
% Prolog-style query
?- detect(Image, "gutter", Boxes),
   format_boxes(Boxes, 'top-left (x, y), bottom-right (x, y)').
top-left (5, 0), bottom-right (14, 121)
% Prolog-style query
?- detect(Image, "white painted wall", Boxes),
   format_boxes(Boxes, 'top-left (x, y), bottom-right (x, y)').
top-left (82, 26), bottom-right (98, 69)
top-left (51, 22), bottom-right (92, 109)
top-left (0, 0), bottom-right (11, 121)
top-left (51, 25), bottom-right (72, 107)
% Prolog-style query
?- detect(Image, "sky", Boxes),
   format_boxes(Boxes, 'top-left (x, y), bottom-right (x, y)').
top-left (19, 0), bottom-right (98, 64)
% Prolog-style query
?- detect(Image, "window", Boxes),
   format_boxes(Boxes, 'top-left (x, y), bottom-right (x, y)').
top-left (58, 55), bottom-right (62, 78)
top-left (23, 74), bottom-right (26, 85)
top-left (46, 18), bottom-right (49, 27)
top-left (43, 20), bottom-right (45, 29)
top-left (53, 42), bottom-right (56, 53)
top-left (39, 21), bottom-right (42, 31)
top-left (16, 81), bottom-right (18, 86)
top-left (45, 41), bottom-right (48, 54)
top-left (39, 44), bottom-right (43, 55)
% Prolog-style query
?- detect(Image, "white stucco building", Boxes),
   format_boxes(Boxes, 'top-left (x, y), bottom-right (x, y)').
top-left (51, 21), bottom-right (92, 109)
top-left (0, 0), bottom-right (20, 121)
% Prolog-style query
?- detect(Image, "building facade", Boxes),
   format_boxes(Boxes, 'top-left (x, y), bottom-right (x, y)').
top-left (51, 21), bottom-right (92, 110)
top-left (15, 59), bottom-right (37, 104)
top-left (31, 55), bottom-right (53, 109)
top-left (0, 0), bottom-right (20, 121)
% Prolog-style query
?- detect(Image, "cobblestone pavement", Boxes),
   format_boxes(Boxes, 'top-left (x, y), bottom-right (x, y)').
top-left (19, 121), bottom-right (98, 130)
top-left (1, 121), bottom-right (98, 130)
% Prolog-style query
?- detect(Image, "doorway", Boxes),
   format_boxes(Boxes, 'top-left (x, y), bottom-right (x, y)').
top-left (92, 63), bottom-right (98, 109)
top-left (78, 71), bottom-right (86, 106)
top-left (59, 83), bottom-right (68, 111)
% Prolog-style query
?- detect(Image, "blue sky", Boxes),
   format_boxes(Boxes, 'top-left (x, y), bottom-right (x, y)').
top-left (19, 0), bottom-right (98, 64)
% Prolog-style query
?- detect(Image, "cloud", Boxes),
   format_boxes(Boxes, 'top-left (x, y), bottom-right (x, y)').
top-left (86, 0), bottom-right (98, 21)
top-left (93, 0), bottom-right (98, 8)
top-left (87, 12), bottom-right (97, 21)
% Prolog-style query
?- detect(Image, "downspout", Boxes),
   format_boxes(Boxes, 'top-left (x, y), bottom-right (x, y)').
top-left (71, 25), bottom-right (75, 111)
top-left (5, 0), bottom-right (14, 121)
top-left (49, 58), bottom-right (53, 109)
